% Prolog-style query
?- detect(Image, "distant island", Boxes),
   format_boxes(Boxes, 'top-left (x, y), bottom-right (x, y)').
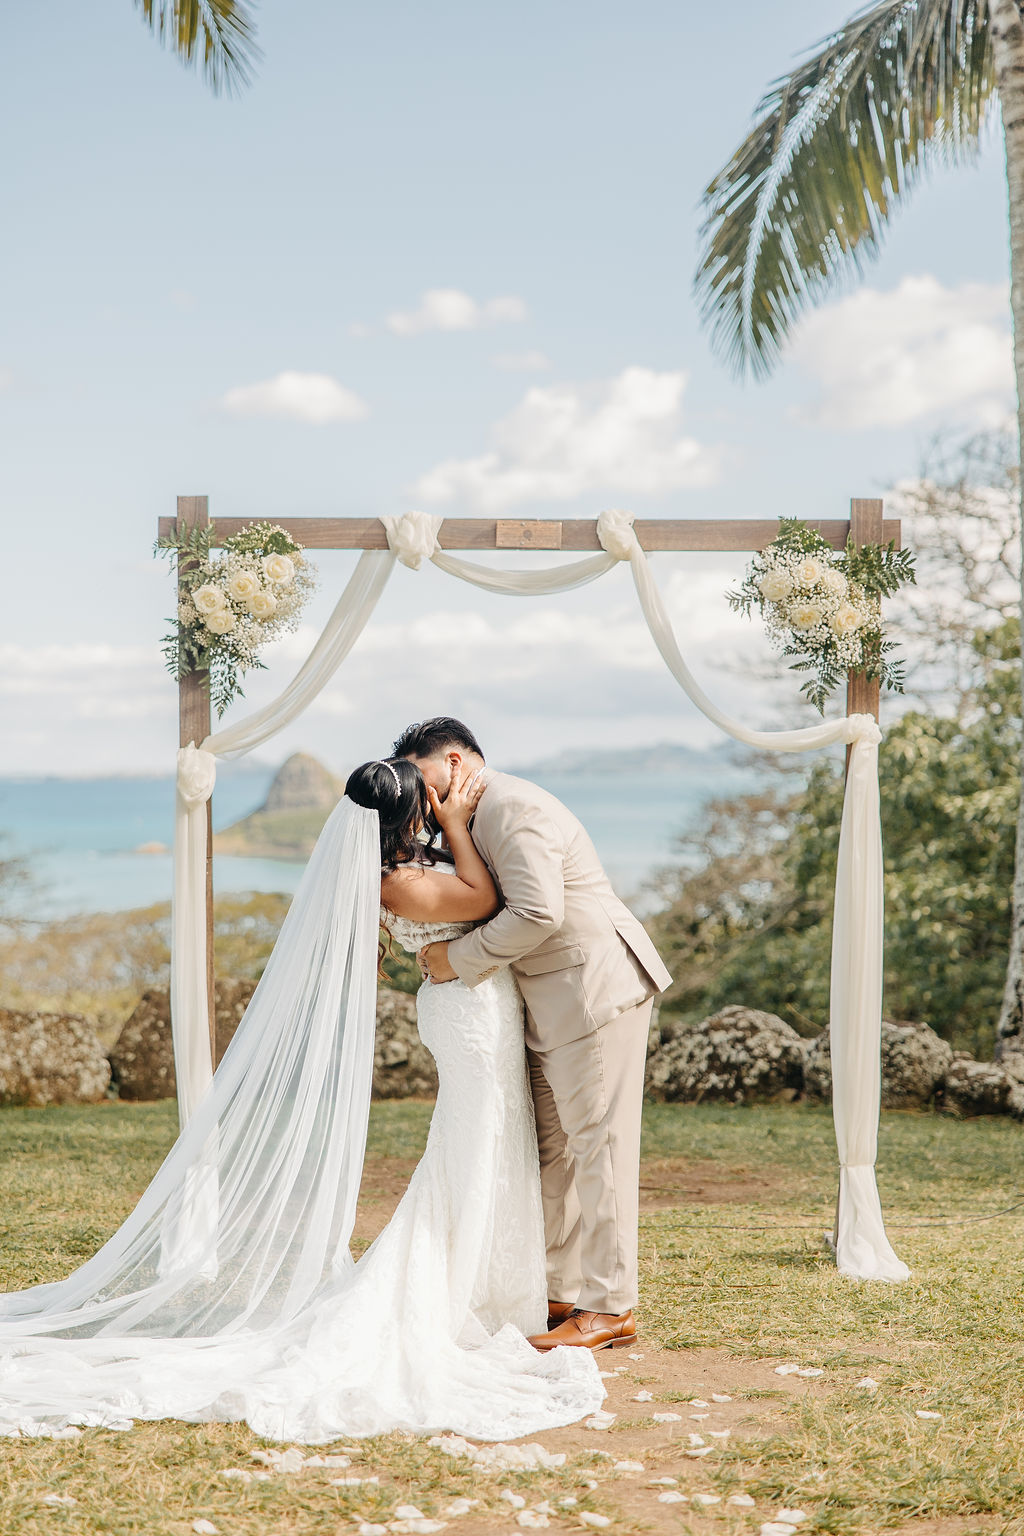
top-left (508, 740), bottom-right (741, 777)
top-left (212, 753), bottom-right (344, 860)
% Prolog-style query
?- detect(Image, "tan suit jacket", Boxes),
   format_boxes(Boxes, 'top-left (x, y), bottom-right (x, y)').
top-left (446, 772), bottom-right (672, 1050)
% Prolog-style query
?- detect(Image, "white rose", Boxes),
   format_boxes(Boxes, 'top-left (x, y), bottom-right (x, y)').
top-left (204, 607), bottom-right (236, 635)
top-left (830, 603), bottom-right (863, 636)
top-left (246, 589), bottom-right (278, 620)
top-left (227, 570), bottom-right (260, 603)
top-left (790, 602), bottom-right (823, 630)
top-left (262, 553), bottom-right (295, 585)
top-left (193, 583), bottom-right (228, 615)
top-left (820, 567), bottom-right (848, 597)
top-left (758, 570), bottom-right (794, 602)
top-left (795, 556), bottom-right (826, 587)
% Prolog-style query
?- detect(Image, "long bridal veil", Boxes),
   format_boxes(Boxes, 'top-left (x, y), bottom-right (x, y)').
top-left (0, 797), bottom-right (382, 1435)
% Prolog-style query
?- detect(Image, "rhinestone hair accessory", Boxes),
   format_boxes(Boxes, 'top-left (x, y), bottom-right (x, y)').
top-left (378, 760), bottom-right (402, 792)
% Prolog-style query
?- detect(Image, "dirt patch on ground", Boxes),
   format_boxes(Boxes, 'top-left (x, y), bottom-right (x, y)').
top-left (353, 1156), bottom-right (788, 1248)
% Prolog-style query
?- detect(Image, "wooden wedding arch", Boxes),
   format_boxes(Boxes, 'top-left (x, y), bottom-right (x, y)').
top-left (158, 496), bottom-right (901, 1065)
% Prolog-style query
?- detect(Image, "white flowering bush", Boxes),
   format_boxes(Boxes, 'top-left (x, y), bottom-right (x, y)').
top-left (156, 521), bottom-right (317, 715)
top-left (728, 519), bottom-right (915, 712)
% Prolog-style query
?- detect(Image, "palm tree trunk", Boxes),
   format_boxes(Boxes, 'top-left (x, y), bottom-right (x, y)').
top-left (991, 0), bottom-right (1024, 1058)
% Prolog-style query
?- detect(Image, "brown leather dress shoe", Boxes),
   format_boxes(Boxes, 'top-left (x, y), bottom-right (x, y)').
top-left (546, 1300), bottom-right (577, 1331)
top-left (528, 1308), bottom-right (637, 1353)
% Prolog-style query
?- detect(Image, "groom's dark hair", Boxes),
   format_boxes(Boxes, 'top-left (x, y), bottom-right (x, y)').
top-left (393, 717), bottom-right (485, 762)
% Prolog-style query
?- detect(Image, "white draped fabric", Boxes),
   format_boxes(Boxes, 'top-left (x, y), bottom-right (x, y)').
top-left (169, 506), bottom-right (907, 1283)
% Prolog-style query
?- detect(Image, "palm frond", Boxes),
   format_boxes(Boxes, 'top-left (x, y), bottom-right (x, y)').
top-left (695, 0), bottom-right (995, 377)
top-left (134, 0), bottom-right (261, 94)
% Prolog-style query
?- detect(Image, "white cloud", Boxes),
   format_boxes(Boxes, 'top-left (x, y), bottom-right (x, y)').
top-left (790, 275), bottom-right (1013, 430)
top-left (219, 371), bottom-right (368, 425)
top-left (411, 366), bottom-right (719, 511)
top-left (493, 350), bottom-right (552, 372)
top-left (386, 288), bottom-right (528, 336)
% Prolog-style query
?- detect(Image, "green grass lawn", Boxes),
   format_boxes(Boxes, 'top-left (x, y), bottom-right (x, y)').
top-left (0, 1100), bottom-right (1022, 1535)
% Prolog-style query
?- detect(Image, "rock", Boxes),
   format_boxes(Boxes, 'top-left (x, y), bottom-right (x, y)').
top-left (804, 1018), bottom-right (953, 1109)
top-left (373, 989), bottom-right (438, 1099)
top-left (645, 1005), bottom-right (805, 1104)
top-left (996, 1047), bottom-right (1024, 1086)
top-left (110, 980), bottom-right (437, 1101)
top-left (942, 1054), bottom-right (1024, 1119)
top-left (0, 1008), bottom-right (111, 1106)
top-left (109, 979), bottom-right (257, 1100)
top-left (213, 753), bottom-right (345, 859)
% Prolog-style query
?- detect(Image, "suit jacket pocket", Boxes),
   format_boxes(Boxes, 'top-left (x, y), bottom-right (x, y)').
top-left (514, 941), bottom-right (586, 976)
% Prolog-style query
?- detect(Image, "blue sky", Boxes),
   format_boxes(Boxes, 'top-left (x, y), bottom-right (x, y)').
top-left (1, 0), bottom-right (1013, 775)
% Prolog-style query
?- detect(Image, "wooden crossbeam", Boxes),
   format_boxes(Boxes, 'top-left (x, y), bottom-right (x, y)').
top-left (157, 514), bottom-right (902, 552)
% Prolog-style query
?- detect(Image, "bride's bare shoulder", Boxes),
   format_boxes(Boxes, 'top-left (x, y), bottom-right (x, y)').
top-left (380, 862), bottom-right (456, 922)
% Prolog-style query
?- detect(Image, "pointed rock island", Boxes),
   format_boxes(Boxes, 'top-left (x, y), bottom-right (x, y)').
top-left (213, 753), bottom-right (345, 860)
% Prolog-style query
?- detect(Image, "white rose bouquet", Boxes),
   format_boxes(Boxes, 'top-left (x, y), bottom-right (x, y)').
top-left (728, 518), bottom-right (915, 713)
top-left (156, 520), bottom-right (317, 715)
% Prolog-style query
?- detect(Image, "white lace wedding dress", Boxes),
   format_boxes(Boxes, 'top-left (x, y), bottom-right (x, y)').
top-left (0, 811), bottom-right (603, 1443)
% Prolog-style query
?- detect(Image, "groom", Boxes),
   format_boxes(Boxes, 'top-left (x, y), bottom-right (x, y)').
top-left (394, 717), bottom-right (672, 1352)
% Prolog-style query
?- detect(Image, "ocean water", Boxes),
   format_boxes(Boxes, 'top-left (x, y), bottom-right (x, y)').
top-left (0, 761), bottom-right (754, 921)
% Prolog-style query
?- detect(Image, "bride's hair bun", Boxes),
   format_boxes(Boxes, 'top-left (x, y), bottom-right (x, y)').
top-left (344, 759), bottom-right (439, 873)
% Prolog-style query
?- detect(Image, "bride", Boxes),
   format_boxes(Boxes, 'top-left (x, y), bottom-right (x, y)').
top-left (0, 758), bottom-right (603, 1443)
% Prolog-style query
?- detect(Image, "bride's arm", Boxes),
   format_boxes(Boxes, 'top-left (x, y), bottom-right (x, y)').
top-left (381, 769), bottom-right (500, 924)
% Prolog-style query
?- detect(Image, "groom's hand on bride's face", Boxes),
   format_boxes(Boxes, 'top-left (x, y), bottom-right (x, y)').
top-left (419, 942), bottom-right (457, 984)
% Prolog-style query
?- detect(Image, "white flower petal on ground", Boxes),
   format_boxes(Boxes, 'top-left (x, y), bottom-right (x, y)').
top-left (390, 1522), bottom-right (447, 1536)
top-left (728, 1494), bottom-right (757, 1507)
top-left (584, 1480), bottom-right (599, 1490)
top-left (627, 1353), bottom-right (644, 1361)
top-left (585, 1449), bottom-right (612, 1460)
top-left (584, 1411), bottom-right (616, 1430)
top-left (688, 1433), bottom-right (706, 1446)
top-left (651, 1412), bottom-right (682, 1423)
top-left (689, 1398), bottom-right (710, 1407)
top-left (394, 1506), bottom-right (426, 1520)
top-left (358, 1525), bottom-right (388, 1536)
top-left (689, 1413), bottom-right (710, 1421)
top-left (856, 1377), bottom-right (879, 1392)
top-left (330, 1476), bottom-right (380, 1486)
top-left (253, 1446), bottom-right (306, 1473)
top-left (657, 1491), bottom-right (686, 1504)
top-left (708, 1430), bottom-right (731, 1440)
top-left (632, 1391), bottom-right (654, 1401)
top-left (797, 1367), bottom-right (824, 1379)
top-left (694, 1494), bottom-right (722, 1506)
top-left (612, 1460), bottom-right (645, 1473)
top-left (648, 1478), bottom-right (678, 1487)
top-left (42, 1495), bottom-right (77, 1507)
top-left (304, 1453), bottom-right (351, 1467)
top-left (500, 1491), bottom-right (526, 1509)
top-left (442, 1499), bottom-right (478, 1517)
top-left (559, 1496), bottom-right (578, 1507)
top-left (516, 1513), bottom-right (549, 1529)
top-left (774, 1364), bottom-right (801, 1377)
top-left (579, 1515), bottom-right (612, 1529)
top-left (760, 1525), bottom-right (798, 1536)
top-left (428, 1435), bottom-right (565, 1471)
top-left (685, 1446), bottom-right (714, 1458)
top-left (711, 1393), bottom-right (732, 1403)
top-left (916, 1410), bottom-right (942, 1420)
top-left (192, 1523), bottom-right (218, 1536)
top-left (776, 1510), bottom-right (807, 1523)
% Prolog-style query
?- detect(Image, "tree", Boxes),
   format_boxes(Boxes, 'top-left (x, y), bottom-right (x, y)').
top-left (694, 0), bottom-right (1024, 1055)
top-left (651, 622), bottom-right (1021, 1056)
top-left (133, 0), bottom-right (260, 94)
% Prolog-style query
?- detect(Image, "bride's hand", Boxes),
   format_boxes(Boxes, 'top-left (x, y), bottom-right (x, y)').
top-left (426, 767), bottom-right (485, 832)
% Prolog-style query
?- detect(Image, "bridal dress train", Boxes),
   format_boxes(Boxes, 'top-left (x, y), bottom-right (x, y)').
top-left (0, 800), bottom-right (603, 1443)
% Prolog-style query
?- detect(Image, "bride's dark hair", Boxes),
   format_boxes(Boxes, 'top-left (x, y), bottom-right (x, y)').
top-left (344, 759), bottom-right (440, 874)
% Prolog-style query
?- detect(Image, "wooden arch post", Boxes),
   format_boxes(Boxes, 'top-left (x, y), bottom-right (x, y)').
top-left (164, 499), bottom-right (899, 1077)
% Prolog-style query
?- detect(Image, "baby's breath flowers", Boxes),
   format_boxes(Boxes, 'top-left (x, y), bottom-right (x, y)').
top-left (156, 520), bottom-right (317, 716)
top-left (729, 518), bottom-right (915, 713)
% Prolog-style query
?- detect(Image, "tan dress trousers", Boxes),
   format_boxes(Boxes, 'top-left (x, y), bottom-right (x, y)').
top-left (526, 997), bottom-right (653, 1314)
